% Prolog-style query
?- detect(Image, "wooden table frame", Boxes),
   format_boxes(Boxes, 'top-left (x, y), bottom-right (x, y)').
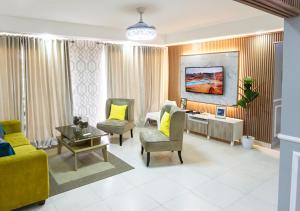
top-left (57, 135), bottom-right (108, 171)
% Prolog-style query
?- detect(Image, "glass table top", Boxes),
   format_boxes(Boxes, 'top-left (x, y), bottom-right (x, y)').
top-left (56, 125), bottom-right (108, 142)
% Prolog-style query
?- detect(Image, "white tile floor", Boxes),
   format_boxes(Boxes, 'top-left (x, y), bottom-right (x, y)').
top-left (21, 127), bottom-right (280, 211)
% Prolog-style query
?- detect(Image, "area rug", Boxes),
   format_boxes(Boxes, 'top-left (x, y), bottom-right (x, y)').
top-left (47, 148), bottom-right (134, 196)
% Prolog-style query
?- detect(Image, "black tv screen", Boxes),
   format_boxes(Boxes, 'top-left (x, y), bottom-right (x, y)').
top-left (185, 66), bottom-right (224, 95)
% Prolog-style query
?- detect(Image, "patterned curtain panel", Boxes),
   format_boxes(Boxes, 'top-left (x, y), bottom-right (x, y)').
top-left (107, 44), bottom-right (168, 124)
top-left (23, 37), bottom-right (73, 148)
top-left (0, 36), bottom-right (23, 121)
top-left (69, 40), bottom-right (106, 127)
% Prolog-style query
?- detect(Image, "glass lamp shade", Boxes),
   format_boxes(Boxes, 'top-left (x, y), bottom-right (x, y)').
top-left (126, 21), bottom-right (157, 41)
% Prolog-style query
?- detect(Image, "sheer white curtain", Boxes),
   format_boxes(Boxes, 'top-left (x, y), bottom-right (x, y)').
top-left (143, 46), bottom-right (169, 113)
top-left (69, 40), bottom-right (106, 126)
top-left (106, 44), bottom-right (168, 124)
top-left (0, 36), bottom-right (23, 120)
top-left (23, 37), bottom-right (73, 148)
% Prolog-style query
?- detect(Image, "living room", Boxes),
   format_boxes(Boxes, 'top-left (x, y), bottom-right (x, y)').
top-left (0, 1), bottom-right (299, 211)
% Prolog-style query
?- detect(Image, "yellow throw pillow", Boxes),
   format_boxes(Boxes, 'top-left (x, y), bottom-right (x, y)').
top-left (159, 112), bottom-right (171, 137)
top-left (109, 104), bottom-right (128, 120)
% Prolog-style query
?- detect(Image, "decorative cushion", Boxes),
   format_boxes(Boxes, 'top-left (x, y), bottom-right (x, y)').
top-left (159, 112), bottom-right (171, 137)
top-left (0, 124), bottom-right (5, 139)
top-left (109, 104), bottom-right (128, 121)
top-left (0, 138), bottom-right (15, 157)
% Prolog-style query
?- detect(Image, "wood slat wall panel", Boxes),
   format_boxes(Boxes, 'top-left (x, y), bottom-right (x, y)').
top-left (234, 0), bottom-right (300, 17)
top-left (168, 31), bottom-right (283, 143)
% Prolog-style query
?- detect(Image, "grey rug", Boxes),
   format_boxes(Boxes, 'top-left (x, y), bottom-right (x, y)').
top-left (47, 148), bottom-right (134, 196)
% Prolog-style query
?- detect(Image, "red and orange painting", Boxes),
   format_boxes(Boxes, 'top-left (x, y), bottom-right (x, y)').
top-left (185, 66), bottom-right (224, 95)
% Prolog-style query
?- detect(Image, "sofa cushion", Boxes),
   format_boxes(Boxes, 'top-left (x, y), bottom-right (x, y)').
top-left (0, 138), bottom-right (15, 157)
top-left (140, 129), bottom-right (169, 143)
top-left (97, 120), bottom-right (135, 134)
top-left (13, 145), bottom-right (37, 155)
top-left (0, 120), bottom-right (21, 134)
top-left (4, 133), bottom-right (30, 148)
top-left (140, 128), bottom-right (182, 152)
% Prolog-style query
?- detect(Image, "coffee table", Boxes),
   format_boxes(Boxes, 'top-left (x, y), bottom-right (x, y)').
top-left (56, 125), bottom-right (108, 171)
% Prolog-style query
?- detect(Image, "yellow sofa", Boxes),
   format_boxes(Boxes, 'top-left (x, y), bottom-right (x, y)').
top-left (0, 120), bottom-right (49, 211)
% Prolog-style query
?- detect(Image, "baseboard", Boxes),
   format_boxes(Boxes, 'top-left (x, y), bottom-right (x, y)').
top-left (253, 139), bottom-right (272, 148)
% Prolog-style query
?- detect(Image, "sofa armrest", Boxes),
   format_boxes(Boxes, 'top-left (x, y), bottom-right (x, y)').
top-left (0, 150), bottom-right (49, 211)
top-left (0, 120), bottom-right (22, 134)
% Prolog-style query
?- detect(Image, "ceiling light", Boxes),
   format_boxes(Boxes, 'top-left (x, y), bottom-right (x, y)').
top-left (126, 7), bottom-right (157, 41)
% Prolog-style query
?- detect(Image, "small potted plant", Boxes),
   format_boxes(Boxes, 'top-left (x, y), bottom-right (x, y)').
top-left (237, 76), bottom-right (259, 149)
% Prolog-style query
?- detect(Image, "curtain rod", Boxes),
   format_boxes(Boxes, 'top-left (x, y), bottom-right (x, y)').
top-left (0, 32), bottom-right (166, 48)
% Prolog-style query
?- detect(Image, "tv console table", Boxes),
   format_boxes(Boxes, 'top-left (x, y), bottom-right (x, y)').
top-left (186, 113), bottom-right (243, 146)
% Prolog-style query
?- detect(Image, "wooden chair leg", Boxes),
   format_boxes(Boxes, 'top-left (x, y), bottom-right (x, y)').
top-left (178, 151), bottom-right (183, 164)
top-left (147, 152), bottom-right (150, 167)
top-left (130, 129), bottom-right (133, 138)
top-left (119, 135), bottom-right (122, 146)
top-left (141, 146), bottom-right (144, 155)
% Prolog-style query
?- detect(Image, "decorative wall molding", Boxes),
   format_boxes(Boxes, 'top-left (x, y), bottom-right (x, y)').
top-left (290, 151), bottom-right (300, 211)
top-left (234, 0), bottom-right (300, 18)
top-left (273, 98), bottom-right (282, 103)
top-left (278, 133), bottom-right (300, 144)
top-left (274, 104), bottom-right (282, 137)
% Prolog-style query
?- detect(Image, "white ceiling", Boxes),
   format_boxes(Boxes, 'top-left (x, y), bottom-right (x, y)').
top-left (0, 0), bottom-right (283, 44)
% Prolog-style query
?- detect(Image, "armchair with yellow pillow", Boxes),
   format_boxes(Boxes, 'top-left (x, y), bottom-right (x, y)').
top-left (140, 105), bottom-right (185, 167)
top-left (0, 120), bottom-right (49, 211)
top-left (97, 98), bottom-right (135, 146)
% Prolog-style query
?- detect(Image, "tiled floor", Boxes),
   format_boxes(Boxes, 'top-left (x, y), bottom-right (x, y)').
top-left (21, 127), bottom-right (279, 211)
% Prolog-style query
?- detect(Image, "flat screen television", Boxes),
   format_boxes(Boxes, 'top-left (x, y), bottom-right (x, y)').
top-left (185, 66), bottom-right (224, 95)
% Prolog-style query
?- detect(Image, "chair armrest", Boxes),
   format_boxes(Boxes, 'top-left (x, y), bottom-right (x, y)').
top-left (0, 120), bottom-right (22, 134)
top-left (0, 150), bottom-right (49, 210)
top-left (170, 111), bottom-right (185, 142)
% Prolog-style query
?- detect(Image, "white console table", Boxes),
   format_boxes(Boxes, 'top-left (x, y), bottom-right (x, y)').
top-left (186, 113), bottom-right (243, 146)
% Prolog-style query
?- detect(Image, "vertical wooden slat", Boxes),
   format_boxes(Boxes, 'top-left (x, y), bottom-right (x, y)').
top-left (168, 31), bottom-right (283, 144)
top-left (234, 0), bottom-right (300, 18)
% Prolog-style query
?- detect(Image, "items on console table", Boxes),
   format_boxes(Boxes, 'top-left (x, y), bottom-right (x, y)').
top-left (186, 113), bottom-right (243, 146)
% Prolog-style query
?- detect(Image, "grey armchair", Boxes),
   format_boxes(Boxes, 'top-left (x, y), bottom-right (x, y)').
top-left (139, 105), bottom-right (185, 166)
top-left (97, 98), bottom-right (135, 146)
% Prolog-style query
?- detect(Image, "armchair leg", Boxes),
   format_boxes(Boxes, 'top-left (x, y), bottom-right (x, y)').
top-left (130, 129), bottom-right (133, 138)
top-left (147, 152), bottom-right (150, 167)
top-left (178, 151), bottom-right (183, 164)
top-left (141, 146), bottom-right (144, 155)
top-left (119, 135), bottom-right (122, 146)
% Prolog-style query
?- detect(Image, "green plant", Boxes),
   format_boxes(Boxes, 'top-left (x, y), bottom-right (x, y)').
top-left (237, 76), bottom-right (259, 137)
top-left (238, 76), bottom-right (259, 108)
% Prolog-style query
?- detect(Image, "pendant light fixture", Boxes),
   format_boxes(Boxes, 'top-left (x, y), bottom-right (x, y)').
top-left (126, 7), bottom-right (157, 41)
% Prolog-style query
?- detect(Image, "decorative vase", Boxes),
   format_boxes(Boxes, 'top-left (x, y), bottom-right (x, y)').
top-left (241, 136), bottom-right (255, 149)
top-left (73, 116), bottom-right (81, 126)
